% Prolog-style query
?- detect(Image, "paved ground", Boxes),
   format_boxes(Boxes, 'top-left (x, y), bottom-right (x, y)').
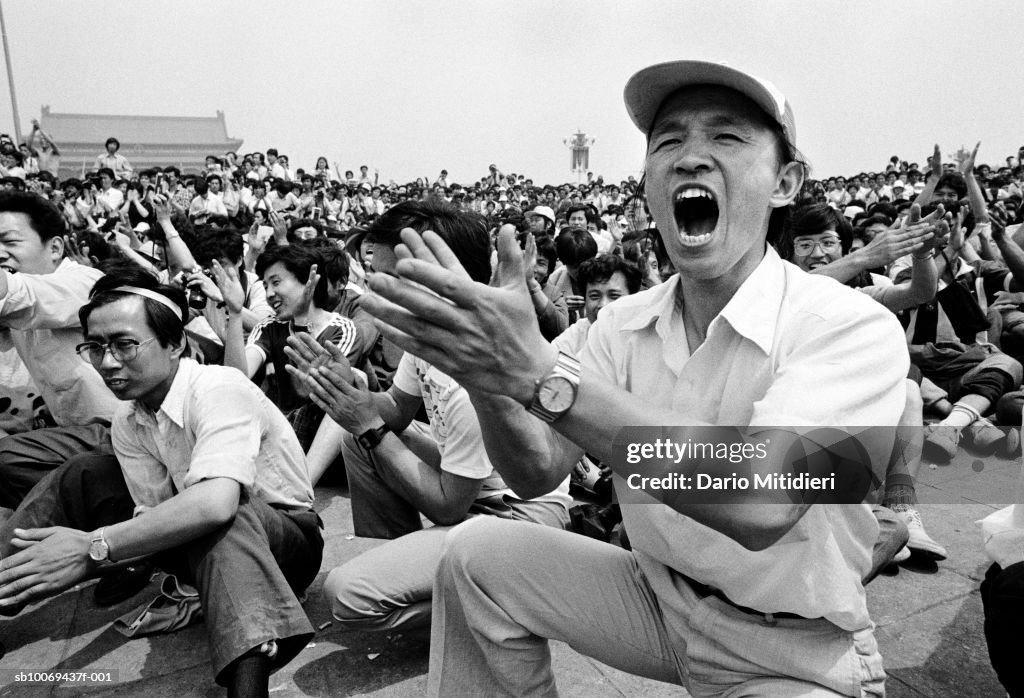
top-left (0, 446), bottom-right (1016, 697)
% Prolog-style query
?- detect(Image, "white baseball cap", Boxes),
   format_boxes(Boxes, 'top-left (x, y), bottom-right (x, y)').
top-left (528, 205), bottom-right (556, 224)
top-left (623, 60), bottom-right (796, 147)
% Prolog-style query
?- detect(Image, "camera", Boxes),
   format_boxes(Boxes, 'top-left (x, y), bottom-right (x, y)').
top-left (186, 268), bottom-right (214, 310)
top-left (187, 285), bottom-right (206, 310)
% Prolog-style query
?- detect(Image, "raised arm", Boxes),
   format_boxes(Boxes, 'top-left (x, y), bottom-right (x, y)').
top-left (914, 143), bottom-right (943, 209)
top-left (811, 224), bottom-right (932, 283)
top-left (960, 142), bottom-right (989, 223)
top-left (812, 203), bottom-right (940, 282)
top-left (360, 228), bottom-right (906, 551)
top-left (991, 203), bottom-right (1024, 290)
top-left (522, 234), bottom-right (569, 340)
top-left (151, 195), bottom-right (198, 274)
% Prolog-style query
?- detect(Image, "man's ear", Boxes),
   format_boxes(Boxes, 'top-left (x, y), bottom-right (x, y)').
top-left (48, 234), bottom-right (65, 264)
top-left (770, 161), bottom-right (805, 209)
top-left (169, 337), bottom-right (187, 361)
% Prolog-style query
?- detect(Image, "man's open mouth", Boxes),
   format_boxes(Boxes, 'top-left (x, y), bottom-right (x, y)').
top-left (674, 187), bottom-right (719, 244)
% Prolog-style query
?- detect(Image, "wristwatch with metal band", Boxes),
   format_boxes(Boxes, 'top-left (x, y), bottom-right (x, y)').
top-left (527, 352), bottom-right (582, 422)
top-left (88, 527), bottom-right (111, 563)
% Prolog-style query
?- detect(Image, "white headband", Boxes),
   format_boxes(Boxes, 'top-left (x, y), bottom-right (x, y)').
top-left (113, 286), bottom-right (182, 318)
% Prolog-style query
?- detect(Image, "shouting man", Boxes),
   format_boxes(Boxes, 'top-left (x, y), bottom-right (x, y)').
top-left (364, 61), bottom-right (908, 696)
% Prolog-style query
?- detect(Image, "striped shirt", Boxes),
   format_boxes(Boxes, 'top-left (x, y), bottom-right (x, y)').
top-left (247, 312), bottom-right (358, 412)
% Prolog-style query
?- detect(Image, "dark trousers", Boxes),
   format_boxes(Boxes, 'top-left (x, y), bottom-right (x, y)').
top-left (982, 561), bottom-right (1024, 697)
top-left (0, 423), bottom-right (112, 509)
top-left (0, 452), bottom-right (323, 685)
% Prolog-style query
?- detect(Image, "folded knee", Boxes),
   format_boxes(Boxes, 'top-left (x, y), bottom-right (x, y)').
top-left (436, 517), bottom-right (513, 586)
top-left (324, 565), bottom-right (394, 627)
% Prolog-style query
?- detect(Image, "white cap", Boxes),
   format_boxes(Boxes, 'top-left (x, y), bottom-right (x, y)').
top-left (528, 205), bottom-right (556, 224)
top-left (623, 60), bottom-right (796, 146)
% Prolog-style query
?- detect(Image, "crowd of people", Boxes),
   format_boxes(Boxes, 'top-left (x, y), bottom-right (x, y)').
top-left (0, 59), bottom-right (1023, 696)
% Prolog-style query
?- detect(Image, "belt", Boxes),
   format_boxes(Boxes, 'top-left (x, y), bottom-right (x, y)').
top-left (683, 575), bottom-right (810, 621)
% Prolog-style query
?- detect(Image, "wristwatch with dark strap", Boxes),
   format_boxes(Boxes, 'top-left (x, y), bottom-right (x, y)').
top-left (357, 423), bottom-right (391, 450)
top-left (527, 352), bottom-right (582, 422)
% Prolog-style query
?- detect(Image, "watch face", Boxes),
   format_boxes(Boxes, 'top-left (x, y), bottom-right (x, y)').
top-left (538, 376), bottom-right (576, 413)
top-left (89, 539), bottom-right (108, 562)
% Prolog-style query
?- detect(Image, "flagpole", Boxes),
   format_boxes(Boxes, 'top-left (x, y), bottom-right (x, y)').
top-left (0, 0), bottom-right (21, 143)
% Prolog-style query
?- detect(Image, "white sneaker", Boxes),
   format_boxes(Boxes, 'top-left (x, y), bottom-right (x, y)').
top-left (899, 507), bottom-right (948, 561)
top-left (892, 545), bottom-right (911, 563)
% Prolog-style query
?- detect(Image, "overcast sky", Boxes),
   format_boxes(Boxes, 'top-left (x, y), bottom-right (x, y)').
top-left (1, 0), bottom-right (1021, 185)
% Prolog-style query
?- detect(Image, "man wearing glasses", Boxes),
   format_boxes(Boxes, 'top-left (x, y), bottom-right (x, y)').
top-left (0, 268), bottom-right (322, 695)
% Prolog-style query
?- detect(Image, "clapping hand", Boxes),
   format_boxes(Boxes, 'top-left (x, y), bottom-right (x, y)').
top-left (360, 227), bottom-right (556, 405)
top-left (284, 333), bottom-right (379, 433)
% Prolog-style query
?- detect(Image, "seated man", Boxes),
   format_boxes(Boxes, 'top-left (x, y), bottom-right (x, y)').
top-left (290, 200), bottom-right (571, 633)
top-left (785, 201), bottom-right (947, 561)
top-left (524, 231), bottom-right (570, 341)
top-left (362, 60), bottom-right (908, 696)
top-left (0, 269), bottom-right (322, 695)
top-left (188, 226), bottom-right (274, 337)
top-left (554, 253), bottom-right (643, 355)
top-left (168, 226), bottom-right (275, 366)
top-left (187, 177), bottom-right (228, 227)
top-left (892, 203), bottom-right (1024, 459)
top-left (545, 226), bottom-right (597, 326)
top-left (0, 192), bottom-right (120, 546)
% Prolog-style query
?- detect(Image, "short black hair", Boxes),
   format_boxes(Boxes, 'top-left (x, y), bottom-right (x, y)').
top-left (256, 244), bottom-right (331, 308)
top-left (565, 204), bottom-right (599, 228)
top-left (0, 190), bottom-right (67, 242)
top-left (287, 218), bottom-right (324, 242)
top-left (534, 234), bottom-right (557, 280)
top-left (577, 254), bottom-right (642, 295)
top-left (80, 261), bottom-right (187, 349)
top-left (365, 199), bottom-right (492, 283)
top-left (935, 172), bottom-right (968, 199)
top-left (104, 137), bottom-right (120, 150)
top-left (554, 227), bottom-right (598, 267)
top-left (297, 237), bottom-right (350, 286)
top-left (784, 202), bottom-right (855, 256)
top-left (190, 227), bottom-right (245, 266)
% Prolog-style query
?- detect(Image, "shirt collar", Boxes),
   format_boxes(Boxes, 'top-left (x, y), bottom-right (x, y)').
top-left (617, 246), bottom-right (785, 356)
top-left (716, 246), bottom-right (786, 355)
top-left (619, 274), bottom-right (681, 333)
top-left (130, 358), bottom-right (194, 428)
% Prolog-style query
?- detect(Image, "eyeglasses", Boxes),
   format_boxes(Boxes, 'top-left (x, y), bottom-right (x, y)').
top-left (75, 337), bottom-right (158, 365)
top-left (792, 237), bottom-right (842, 256)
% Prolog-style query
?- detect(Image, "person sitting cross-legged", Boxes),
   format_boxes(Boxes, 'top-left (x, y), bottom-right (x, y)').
top-left (0, 269), bottom-right (323, 696)
top-left (286, 199), bottom-right (572, 634)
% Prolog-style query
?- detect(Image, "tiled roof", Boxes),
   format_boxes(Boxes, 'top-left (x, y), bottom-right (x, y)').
top-left (38, 106), bottom-right (242, 147)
